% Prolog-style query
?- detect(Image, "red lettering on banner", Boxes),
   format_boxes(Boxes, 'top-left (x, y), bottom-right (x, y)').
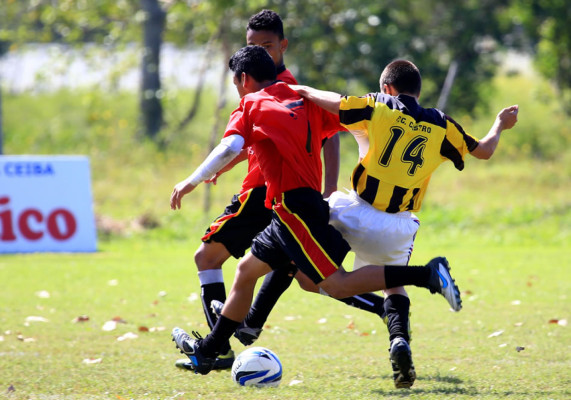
top-left (19, 209), bottom-right (44, 240)
top-left (47, 209), bottom-right (77, 240)
top-left (0, 196), bottom-right (16, 241)
top-left (0, 196), bottom-right (78, 242)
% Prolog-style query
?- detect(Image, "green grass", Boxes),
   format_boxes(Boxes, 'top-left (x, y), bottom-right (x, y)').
top-left (0, 235), bottom-right (569, 399)
top-left (1, 69), bottom-right (570, 398)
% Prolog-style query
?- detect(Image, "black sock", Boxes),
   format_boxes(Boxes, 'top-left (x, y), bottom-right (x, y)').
top-left (384, 294), bottom-right (411, 342)
top-left (202, 315), bottom-right (240, 358)
top-left (244, 266), bottom-right (296, 329)
top-left (384, 265), bottom-right (430, 289)
top-left (337, 292), bottom-right (385, 318)
top-left (201, 282), bottom-right (230, 354)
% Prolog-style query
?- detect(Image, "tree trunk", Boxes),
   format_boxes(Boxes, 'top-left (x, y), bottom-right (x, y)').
top-left (140, 0), bottom-right (166, 140)
top-left (437, 60), bottom-right (458, 112)
top-left (203, 42), bottom-right (232, 213)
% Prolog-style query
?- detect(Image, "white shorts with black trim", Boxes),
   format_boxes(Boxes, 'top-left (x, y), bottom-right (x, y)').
top-left (328, 190), bottom-right (420, 269)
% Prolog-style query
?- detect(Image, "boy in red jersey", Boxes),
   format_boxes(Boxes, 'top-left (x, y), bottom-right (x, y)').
top-left (170, 46), bottom-right (461, 376)
top-left (178, 9), bottom-right (379, 372)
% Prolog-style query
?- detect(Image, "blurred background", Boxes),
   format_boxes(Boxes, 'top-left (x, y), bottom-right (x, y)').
top-left (1, 0), bottom-right (569, 241)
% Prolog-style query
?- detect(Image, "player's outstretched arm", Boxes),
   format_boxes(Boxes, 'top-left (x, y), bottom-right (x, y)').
top-left (322, 134), bottom-right (340, 198)
top-left (471, 105), bottom-right (519, 160)
top-left (205, 148), bottom-right (249, 185)
top-left (170, 135), bottom-right (245, 210)
top-left (290, 85), bottom-right (342, 115)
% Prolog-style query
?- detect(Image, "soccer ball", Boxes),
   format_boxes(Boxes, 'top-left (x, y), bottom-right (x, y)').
top-left (231, 347), bottom-right (282, 388)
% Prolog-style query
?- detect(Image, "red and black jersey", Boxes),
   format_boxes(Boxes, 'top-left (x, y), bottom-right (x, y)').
top-left (240, 67), bottom-right (298, 193)
top-left (225, 81), bottom-right (340, 208)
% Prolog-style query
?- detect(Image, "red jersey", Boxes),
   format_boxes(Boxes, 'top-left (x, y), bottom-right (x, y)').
top-left (224, 81), bottom-right (341, 208)
top-left (240, 67), bottom-right (298, 193)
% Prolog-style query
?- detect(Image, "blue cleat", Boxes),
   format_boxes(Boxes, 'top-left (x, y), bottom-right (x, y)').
top-left (426, 257), bottom-right (462, 312)
top-left (171, 327), bottom-right (216, 375)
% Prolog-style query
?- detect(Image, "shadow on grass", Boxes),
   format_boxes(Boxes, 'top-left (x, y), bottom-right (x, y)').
top-left (369, 374), bottom-right (568, 398)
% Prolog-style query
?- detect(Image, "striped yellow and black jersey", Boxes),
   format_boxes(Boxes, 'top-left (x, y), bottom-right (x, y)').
top-left (340, 93), bottom-right (479, 213)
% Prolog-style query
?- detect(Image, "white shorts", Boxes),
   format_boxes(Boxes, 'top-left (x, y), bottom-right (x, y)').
top-left (328, 190), bottom-right (420, 269)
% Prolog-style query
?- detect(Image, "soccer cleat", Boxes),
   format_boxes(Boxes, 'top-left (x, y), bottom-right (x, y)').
top-left (389, 337), bottom-right (416, 389)
top-left (174, 349), bottom-right (235, 371)
top-left (171, 327), bottom-right (216, 375)
top-left (211, 300), bottom-right (264, 346)
top-left (210, 299), bottom-right (224, 318)
top-left (213, 349), bottom-right (235, 369)
top-left (174, 358), bottom-right (193, 371)
top-left (234, 325), bottom-right (263, 346)
top-left (426, 257), bottom-right (462, 312)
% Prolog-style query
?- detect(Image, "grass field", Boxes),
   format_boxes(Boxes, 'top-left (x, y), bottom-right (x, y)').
top-left (1, 69), bottom-right (570, 398)
top-left (0, 231), bottom-right (569, 399)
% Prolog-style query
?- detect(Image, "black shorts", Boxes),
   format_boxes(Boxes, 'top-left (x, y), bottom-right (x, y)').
top-left (251, 187), bottom-right (350, 284)
top-left (202, 186), bottom-right (272, 258)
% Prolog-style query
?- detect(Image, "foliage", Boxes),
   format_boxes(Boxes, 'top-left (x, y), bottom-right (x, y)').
top-left (275, 0), bottom-right (510, 115)
top-left (0, 0), bottom-right (140, 45)
top-left (505, 0), bottom-right (571, 113)
top-left (0, 0), bottom-right (546, 118)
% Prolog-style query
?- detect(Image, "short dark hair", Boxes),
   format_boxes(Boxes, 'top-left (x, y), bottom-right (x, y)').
top-left (380, 60), bottom-right (422, 96)
top-left (229, 45), bottom-right (277, 83)
top-left (247, 9), bottom-right (284, 40)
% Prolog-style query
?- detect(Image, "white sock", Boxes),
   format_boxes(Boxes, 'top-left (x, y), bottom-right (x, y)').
top-left (198, 269), bottom-right (224, 285)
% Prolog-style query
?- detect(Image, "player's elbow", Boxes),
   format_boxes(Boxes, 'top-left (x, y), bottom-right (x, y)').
top-left (476, 152), bottom-right (493, 160)
top-left (470, 145), bottom-right (494, 160)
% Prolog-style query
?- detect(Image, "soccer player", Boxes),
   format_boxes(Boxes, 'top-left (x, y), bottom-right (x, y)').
top-left (287, 59), bottom-right (518, 388)
top-left (178, 9), bottom-right (382, 371)
top-left (225, 9), bottom-right (387, 348)
top-left (170, 45), bottom-right (461, 377)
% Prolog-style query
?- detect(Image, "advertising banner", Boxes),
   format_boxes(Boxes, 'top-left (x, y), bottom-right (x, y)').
top-left (0, 155), bottom-right (97, 253)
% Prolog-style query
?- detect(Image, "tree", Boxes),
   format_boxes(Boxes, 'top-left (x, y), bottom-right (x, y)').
top-left (271, 0), bottom-right (513, 114)
top-left (507, 0), bottom-right (571, 113)
top-left (140, 0), bottom-right (166, 139)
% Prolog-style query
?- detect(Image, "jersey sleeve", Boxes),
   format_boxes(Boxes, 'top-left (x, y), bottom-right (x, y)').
top-left (440, 115), bottom-right (480, 170)
top-left (339, 94), bottom-right (377, 132)
top-left (223, 100), bottom-right (252, 144)
top-left (316, 103), bottom-right (346, 139)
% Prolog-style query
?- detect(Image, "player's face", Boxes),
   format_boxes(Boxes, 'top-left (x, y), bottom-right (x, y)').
top-left (246, 29), bottom-right (287, 67)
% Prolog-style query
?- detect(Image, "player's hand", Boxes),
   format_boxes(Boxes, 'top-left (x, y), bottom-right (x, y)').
top-left (497, 105), bottom-right (519, 130)
top-left (170, 180), bottom-right (196, 210)
top-left (289, 84), bottom-right (307, 96)
top-left (323, 185), bottom-right (337, 199)
top-left (205, 175), bottom-right (218, 185)
top-left (205, 171), bottom-right (224, 185)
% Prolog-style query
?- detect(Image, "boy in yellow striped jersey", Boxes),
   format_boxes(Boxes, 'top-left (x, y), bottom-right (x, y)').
top-left (293, 59), bottom-right (518, 388)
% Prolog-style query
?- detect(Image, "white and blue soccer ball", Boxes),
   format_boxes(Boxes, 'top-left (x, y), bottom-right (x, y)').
top-left (231, 347), bottom-right (282, 388)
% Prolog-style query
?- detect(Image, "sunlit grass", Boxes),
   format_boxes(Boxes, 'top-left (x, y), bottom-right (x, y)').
top-left (1, 68), bottom-right (570, 399)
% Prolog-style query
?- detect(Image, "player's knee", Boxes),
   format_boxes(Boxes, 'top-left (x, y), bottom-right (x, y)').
top-left (194, 246), bottom-right (223, 270)
top-left (295, 273), bottom-right (320, 293)
top-left (318, 273), bottom-right (351, 298)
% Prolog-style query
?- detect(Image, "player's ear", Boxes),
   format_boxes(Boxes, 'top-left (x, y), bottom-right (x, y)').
top-left (383, 84), bottom-right (397, 96)
top-left (242, 72), bottom-right (256, 91)
top-left (280, 38), bottom-right (288, 53)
